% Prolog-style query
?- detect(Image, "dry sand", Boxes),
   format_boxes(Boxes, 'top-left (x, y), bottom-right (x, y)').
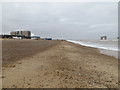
top-left (2, 39), bottom-right (118, 88)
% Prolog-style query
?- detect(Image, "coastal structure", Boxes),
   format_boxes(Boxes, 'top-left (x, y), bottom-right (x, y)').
top-left (0, 31), bottom-right (31, 39)
top-left (0, 31), bottom-right (53, 40)
top-left (100, 36), bottom-right (107, 40)
top-left (10, 31), bottom-right (31, 39)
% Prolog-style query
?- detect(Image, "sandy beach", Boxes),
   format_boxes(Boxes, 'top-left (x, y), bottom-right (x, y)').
top-left (2, 39), bottom-right (118, 88)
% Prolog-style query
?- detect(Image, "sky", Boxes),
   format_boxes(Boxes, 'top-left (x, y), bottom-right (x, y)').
top-left (1, 2), bottom-right (118, 40)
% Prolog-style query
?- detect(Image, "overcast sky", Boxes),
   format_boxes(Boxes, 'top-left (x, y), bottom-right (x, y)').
top-left (1, 2), bottom-right (118, 40)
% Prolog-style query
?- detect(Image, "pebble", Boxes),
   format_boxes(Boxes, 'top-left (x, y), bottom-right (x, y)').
top-left (2, 67), bottom-right (5, 70)
top-left (17, 61), bottom-right (22, 64)
top-left (69, 76), bottom-right (73, 79)
top-left (46, 84), bottom-right (49, 86)
top-left (1, 76), bottom-right (5, 78)
top-left (78, 73), bottom-right (82, 76)
top-left (72, 69), bottom-right (75, 71)
top-left (12, 85), bottom-right (17, 88)
top-left (11, 64), bottom-right (16, 67)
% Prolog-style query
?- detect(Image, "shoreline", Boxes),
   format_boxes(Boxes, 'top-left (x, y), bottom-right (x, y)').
top-left (99, 49), bottom-right (119, 59)
top-left (2, 39), bottom-right (118, 88)
top-left (66, 40), bottom-right (119, 59)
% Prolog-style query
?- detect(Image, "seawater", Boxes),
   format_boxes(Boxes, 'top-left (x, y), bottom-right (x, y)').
top-left (67, 39), bottom-right (119, 59)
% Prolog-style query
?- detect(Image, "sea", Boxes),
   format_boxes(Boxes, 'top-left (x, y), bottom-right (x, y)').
top-left (67, 39), bottom-right (119, 59)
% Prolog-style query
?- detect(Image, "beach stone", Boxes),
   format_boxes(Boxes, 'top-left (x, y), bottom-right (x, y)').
top-left (2, 67), bottom-right (5, 70)
top-left (79, 67), bottom-right (82, 69)
top-left (1, 76), bottom-right (5, 78)
top-left (46, 84), bottom-right (49, 86)
top-left (12, 85), bottom-right (17, 88)
top-left (78, 73), bottom-right (82, 76)
top-left (27, 86), bottom-right (30, 88)
top-left (17, 61), bottom-right (22, 64)
top-left (56, 70), bottom-right (59, 74)
top-left (72, 69), bottom-right (75, 71)
top-left (12, 65), bottom-right (16, 67)
top-left (69, 76), bottom-right (73, 79)
top-left (8, 64), bottom-right (16, 67)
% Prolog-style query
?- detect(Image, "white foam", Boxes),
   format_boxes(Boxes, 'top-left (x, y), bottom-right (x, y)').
top-left (67, 40), bottom-right (119, 51)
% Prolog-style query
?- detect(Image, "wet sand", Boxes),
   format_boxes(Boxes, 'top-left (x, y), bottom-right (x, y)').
top-left (99, 49), bottom-right (118, 59)
top-left (2, 39), bottom-right (118, 88)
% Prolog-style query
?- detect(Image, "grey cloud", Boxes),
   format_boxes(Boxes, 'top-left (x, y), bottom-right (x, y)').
top-left (1, 2), bottom-right (118, 40)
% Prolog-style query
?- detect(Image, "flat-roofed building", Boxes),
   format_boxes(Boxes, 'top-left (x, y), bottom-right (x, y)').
top-left (10, 31), bottom-right (31, 39)
top-left (100, 36), bottom-right (107, 40)
top-left (10, 32), bottom-right (17, 35)
top-left (21, 31), bottom-right (31, 37)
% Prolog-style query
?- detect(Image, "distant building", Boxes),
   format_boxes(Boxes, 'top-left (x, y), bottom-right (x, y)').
top-left (0, 34), bottom-right (12, 39)
top-left (100, 36), bottom-right (107, 40)
top-left (10, 31), bottom-right (31, 39)
top-left (117, 37), bottom-right (119, 39)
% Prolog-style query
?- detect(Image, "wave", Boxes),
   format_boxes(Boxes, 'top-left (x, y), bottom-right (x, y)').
top-left (67, 40), bottom-right (119, 51)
